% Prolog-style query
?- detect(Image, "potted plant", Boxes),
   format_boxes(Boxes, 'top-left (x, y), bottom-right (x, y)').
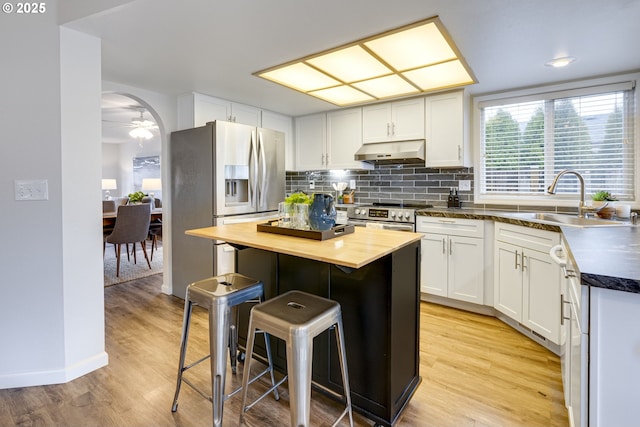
top-left (591, 190), bottom-right (617, 203)
top-left (128, 191), bottom-right (146, 204)
top-left (591, 190), bottom-right (617, 219)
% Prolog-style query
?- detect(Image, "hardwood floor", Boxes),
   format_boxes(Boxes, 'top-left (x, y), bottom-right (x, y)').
top-left (0, 275), bottom-right (568, 427)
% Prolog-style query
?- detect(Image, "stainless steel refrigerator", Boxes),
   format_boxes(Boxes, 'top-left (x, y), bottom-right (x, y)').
top-left (170, 120), bottom-right (285, 298)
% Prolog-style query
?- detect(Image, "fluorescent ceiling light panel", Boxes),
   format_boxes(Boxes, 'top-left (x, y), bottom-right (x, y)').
top-left (255, 16), bottom-right (476, 106)
top-left (307, 45), bottom-right (392, 83)
top-left (364, 22), bottom-right (456, 71)
top-left (403, 60), bottom-right (475, 91)
top-left (309, 85), bottom-right (374, 106)
top-left (353, 74), bottom-right (419, 99)
top-left (260, 62), bottom-right (340, 92)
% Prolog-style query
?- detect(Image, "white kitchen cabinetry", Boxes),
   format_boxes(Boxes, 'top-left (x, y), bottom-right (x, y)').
top-left (417, 216), bottom-right (485, 304)
top-left (295, 113), bottom-right (326, 171)
top-left (362, 98), bottom-right (425, 144)
top-left (295, 109), bottom-right (372, 171)
top-left (262, 110), bottom-right (294, 171)
top-left (424, 90), bottom-right (471, 168)
top-left (494, 222), bottom-right (561, 344)
top-left (177, 93), bottom-right (262, 128)
top-left (326, 108), bottom-right (373, 170)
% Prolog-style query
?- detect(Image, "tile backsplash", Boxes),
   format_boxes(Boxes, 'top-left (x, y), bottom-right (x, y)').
top-left (286, 164), bottom-right (475, 207)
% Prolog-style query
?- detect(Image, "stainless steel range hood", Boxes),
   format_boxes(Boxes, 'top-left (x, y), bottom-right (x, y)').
top-left (354, 140), bottom-right (426, 164)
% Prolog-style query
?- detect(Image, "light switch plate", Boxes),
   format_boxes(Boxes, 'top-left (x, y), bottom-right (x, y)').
top-left (309, 180), bottom-right (315, 190)
top-left (459, 180), bottom-right (471, 191)
top-left (15, 179), bottom-right (49, 201)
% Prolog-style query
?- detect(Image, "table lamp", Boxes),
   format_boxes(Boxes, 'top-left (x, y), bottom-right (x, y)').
top-left (102, 179), bottom-right (117, 200)
top-left (141, 178), bottom-right (162, 198)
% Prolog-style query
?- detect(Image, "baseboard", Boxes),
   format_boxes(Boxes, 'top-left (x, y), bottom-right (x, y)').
top-left (0, 351), bottom-right (108, 390)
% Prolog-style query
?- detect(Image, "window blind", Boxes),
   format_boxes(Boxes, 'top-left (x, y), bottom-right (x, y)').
top-left (480, 85), bottom-right (635, 200)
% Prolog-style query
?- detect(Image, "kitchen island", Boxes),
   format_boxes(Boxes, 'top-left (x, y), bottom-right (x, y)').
top-left (186, 222), bottom-right (422, 427)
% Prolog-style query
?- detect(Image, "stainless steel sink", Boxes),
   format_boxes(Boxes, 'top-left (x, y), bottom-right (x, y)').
top-left (504, 212), bottom-right (629, 227)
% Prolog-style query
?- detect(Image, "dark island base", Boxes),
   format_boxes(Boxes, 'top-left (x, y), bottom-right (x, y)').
top-left (234, 241), bottom-right (421, 427)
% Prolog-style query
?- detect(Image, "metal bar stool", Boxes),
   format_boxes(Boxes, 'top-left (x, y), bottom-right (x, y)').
top-left (171, 273), bottom-right (279, 427)
top-left (239, 290), bottom-right (353, 427)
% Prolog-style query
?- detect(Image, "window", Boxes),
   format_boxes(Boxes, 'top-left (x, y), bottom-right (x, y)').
top-left (478, 81), bottom-right (636, 203)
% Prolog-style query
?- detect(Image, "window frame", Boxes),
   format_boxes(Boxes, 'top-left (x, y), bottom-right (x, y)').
top-left (473, 73), bottom-right (640, 208)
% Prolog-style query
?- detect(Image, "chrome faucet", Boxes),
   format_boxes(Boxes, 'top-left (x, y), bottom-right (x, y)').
top-left (547, 169), bottom-right (587, 218)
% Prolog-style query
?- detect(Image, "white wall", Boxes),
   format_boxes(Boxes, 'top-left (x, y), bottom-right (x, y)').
top-left (0, 2), bottom-right (106, 388)
top-left (60, 26), bottom-right (108, 381)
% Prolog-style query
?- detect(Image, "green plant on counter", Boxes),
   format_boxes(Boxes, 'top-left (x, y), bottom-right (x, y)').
top-left (285, 192), bottom-right (312, 205)
top-left (128, 191), bottom-right (146, 203)
top-left (591, 190), bottom-right (618, 201)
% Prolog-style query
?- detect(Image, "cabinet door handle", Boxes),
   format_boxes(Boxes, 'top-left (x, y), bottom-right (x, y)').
top-left (521, 252), bottom-right (527, 271)
top-left (458, 145), bottom-right (462, 160)
top-left (515, 250), bottom-right (520, 270)
top-left (449, 238), bottom-right (452, 255)
top-left (387, 123), bottom-right (391, 137)
top-left (442, 238), bottom-right (446, 254)
top-left (391, 122), bottom-right (395, 136)
top-left (561, 294), bottom-right (571, 325)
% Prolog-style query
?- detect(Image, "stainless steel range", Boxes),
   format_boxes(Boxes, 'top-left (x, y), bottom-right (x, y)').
top-left (347, 203), bottom-right (433, 232)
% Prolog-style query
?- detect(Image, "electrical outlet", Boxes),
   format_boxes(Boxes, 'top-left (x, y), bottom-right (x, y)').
top-left (15, 179), bottom-right (49, 201)
top-left (349, 179), bottom-right (356, 189)
top-left (458, 180), bottom-right (471, 191)
top-left (309, 180), bottom-right (315, 190)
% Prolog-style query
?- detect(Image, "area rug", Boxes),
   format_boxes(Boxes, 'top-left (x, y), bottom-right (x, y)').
top-left (104, 242), bottom-right (163, 287)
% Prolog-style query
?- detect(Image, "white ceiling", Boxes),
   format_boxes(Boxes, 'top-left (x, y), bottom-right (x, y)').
top-left (68, 0), bottom-right (640, 142)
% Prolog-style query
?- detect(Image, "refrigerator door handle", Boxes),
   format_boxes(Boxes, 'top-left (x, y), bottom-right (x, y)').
top-left (258, 131), bottom-right (267, 210)
top-left (249, 130), bottom-right (258, 209)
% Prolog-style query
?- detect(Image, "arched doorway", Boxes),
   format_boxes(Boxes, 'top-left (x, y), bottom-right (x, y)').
top-left (101, 92), bottom-right (167, 286)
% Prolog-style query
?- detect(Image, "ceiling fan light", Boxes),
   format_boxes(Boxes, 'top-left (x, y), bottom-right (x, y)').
top-left (129, 127), bottom-right (153, 140)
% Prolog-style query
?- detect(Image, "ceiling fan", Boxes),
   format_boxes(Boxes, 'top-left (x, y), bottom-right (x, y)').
top-left (128, 110), bottom-right (158, 140)
top-left (102, 107), bottom-right (159, 141)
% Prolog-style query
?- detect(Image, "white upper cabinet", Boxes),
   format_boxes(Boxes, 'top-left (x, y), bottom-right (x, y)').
top-left (262, 110), bottom-right (294, 171)
top-left (424, 90), bottom-right (471, 168)
top-left (362, 98), bottom-right (425, 144)
top-left (326, 108), bottom-right (373, 170)
top-left (295, 113), bottom-right (326, 171)
top-left (177, 93), bottom-right (262, 128)
top-left (294, 109), bottom-right (372, 171)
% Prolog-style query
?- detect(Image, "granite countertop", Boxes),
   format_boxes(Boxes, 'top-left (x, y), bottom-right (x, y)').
top-left (417, 207), bottom-right (640, 294)
top-left (416, 207), bottom-right (564, 231)
top-left (561, 226), bottom-right (640, 293)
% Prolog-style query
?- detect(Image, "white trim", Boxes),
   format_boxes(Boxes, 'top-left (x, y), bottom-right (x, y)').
top-left (473, 72), bottom-right (640, 207)
top-left (0, 352), bottom-right (108, 389)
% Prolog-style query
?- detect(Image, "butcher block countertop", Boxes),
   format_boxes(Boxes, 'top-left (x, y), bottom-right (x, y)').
top-left (186, 222), bottom-right (422, 269)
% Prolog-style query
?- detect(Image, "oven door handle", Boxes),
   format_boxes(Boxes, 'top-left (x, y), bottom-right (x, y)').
top-left (381, 223), bottom-right (414, 232)
top-left (349, 220), bottom-right (414, 232)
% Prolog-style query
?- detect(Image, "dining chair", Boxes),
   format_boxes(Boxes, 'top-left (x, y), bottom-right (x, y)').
top-left (149, 220), bottom-right (162, 261)
top-left (102, 200), bottom-right (117, 213)
top-left (104, 203), bottom-right (152, 277)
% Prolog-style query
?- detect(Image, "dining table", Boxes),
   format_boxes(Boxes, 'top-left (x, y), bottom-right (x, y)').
top-left (102, 207), bottom-right (162, 232)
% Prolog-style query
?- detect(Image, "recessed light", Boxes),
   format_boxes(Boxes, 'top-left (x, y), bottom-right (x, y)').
top-left (545, 57), bottom-right (576, 68)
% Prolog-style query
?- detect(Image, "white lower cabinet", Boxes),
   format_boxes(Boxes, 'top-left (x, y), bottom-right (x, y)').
top-left (494, 223), bottom-right (561, 344)
top-left (417, 217), bottom-right (485, 305)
